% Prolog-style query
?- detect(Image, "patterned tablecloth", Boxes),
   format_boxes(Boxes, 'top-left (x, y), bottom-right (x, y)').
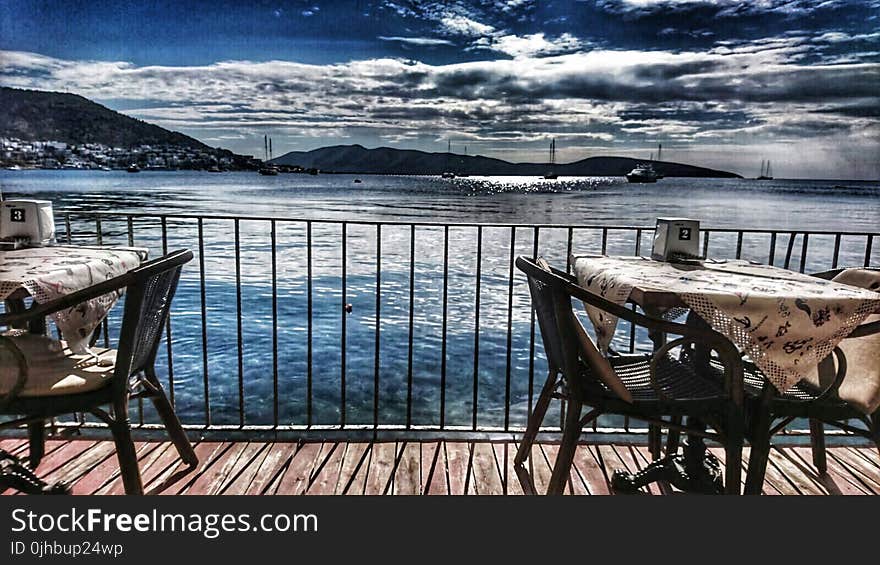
top-left (571, 255), bottom-right (880, 392)
top-left (0, 246), bottom-right (148, 353)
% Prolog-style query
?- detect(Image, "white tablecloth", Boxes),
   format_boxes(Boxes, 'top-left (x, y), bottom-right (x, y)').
top-left (572, 255), bottom-right (880, 392)
top-left (1, 246), bottom-right (147, 352)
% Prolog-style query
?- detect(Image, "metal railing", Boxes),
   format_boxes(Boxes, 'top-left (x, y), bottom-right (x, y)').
top-left (35, 212), bottom-right (880, 440)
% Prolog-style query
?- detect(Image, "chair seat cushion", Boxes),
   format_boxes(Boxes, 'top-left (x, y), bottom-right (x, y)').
top-left (0, 333), bottom-right (116, 398)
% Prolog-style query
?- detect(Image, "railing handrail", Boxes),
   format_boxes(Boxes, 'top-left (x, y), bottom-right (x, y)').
top-left (58, 211), bottom-right (880, 236)
top-left (24, 210), bottom-right (877, 441)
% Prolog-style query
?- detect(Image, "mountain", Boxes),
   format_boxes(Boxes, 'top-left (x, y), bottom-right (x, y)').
top-left (271, 144), bottom-right (741, 178)
top-left (0, 87), bottom-right (213, 150)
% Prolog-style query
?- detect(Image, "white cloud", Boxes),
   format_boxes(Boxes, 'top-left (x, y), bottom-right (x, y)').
top-left (599, 0), bottom-right (847, 17)
top-left (439, 15), bottom-right (495, 37)
top-left (815, 31), bottom-right (880, 43)
top-left (477, 32), bottom-right (585, 57)
top-left (378, 36), bottom-right (455, 46)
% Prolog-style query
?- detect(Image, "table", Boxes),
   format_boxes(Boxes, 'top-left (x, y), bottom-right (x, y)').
top-left (1, 245), bottom-right (147, 353)
top-left (571, 255), bottom-right (880, 394)
top-left (570, 254), bottom-right (880, 493)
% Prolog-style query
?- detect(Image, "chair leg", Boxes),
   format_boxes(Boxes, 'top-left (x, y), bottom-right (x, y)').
top-left (110, 401), bottom-right (143, 495)
top-left (666, 416), bottom-right (682, 456)
top-left (871, 413), bottom-right (880, 459)
top-left (648, 424), bottom-right (662, 460)
top-left (515, 370), bottom-right (557, 466)
top-left (27, 420), bottom-right (46, 469)
top-left (146, 373), bottom-right (198, 466)
top-left (744, 389), bottom-right (774, 495)
top-left (547, 397), bottom-right (583, 496)
top-left (724, 406), bottom-right (743, 495)
top-left (809, 419), bottom-right (827, 474)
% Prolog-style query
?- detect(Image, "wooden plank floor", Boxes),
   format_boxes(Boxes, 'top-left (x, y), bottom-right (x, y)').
top-left (2, 438), bottom-right (878, 495)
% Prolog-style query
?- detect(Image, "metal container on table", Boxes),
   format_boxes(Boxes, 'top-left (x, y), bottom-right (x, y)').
top-left (0, 199), bottom-right (56, 246)
top-left (651, 217), bottom-right (701, 261)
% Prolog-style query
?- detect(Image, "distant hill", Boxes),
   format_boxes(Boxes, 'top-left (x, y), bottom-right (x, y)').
top-left (0, 87), bottom-right (213, 150)
top-left (272, 144), bottom-right (741, 178)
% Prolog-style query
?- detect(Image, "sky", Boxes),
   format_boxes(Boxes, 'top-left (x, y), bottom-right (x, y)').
top-left (1, 0), bottom-right (879, 179)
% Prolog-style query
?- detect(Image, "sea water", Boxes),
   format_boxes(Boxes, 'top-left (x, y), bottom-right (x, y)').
top-left (1, 170), bottom-right (878, 427)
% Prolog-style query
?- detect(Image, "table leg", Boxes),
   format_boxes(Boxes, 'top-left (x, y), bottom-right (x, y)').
top-left (610, 311), bottom-right (726, 494)
top-left (611, 418), bottom-right (724, 494)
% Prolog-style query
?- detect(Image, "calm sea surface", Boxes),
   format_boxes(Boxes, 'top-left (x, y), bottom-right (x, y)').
top-left (1, 170), bottom-right (878, 428)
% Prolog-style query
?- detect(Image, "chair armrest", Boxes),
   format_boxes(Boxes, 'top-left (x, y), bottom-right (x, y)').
top-left (813, 347), bottom-right (848, 403)
top-left (848, 319), bottom-right (880, 339)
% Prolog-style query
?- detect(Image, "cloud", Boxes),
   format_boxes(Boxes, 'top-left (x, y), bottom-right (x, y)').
top-left (597, 0), bottom-right (848, 17)
top-left (378, 36), bottom-right (456, 46)
top-left (474, 32), bottom-right (586, 57)
top-left (1, 43), bottom-right (877, 176)
top-left (439, 14), bottom-right (496, 36)
top-left (814, 31), bottom-right (880, 43)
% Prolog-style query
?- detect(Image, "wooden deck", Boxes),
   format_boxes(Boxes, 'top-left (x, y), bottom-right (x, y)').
top-left (2, 438), bottom-right (879, 495)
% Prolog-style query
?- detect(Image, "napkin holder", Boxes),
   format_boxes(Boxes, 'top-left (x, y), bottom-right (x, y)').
top-left (651, 217), bottom-right (702, 262)
top-left (0, 200), bottom-right (56, 247)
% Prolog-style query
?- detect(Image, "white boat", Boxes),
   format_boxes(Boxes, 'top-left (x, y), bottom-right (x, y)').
top-left (626, 163), bottom-right (660, 183)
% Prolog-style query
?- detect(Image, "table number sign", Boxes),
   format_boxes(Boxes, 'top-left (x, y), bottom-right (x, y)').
top-left (651, 217), bottom-right (701, 261)
top-left (0, 200), bottom-right (56, 246)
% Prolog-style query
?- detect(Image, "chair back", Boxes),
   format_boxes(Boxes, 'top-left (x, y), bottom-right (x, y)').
top-left (517, 256), bottom-right (636, 402)
top-left (111, 249), bottom-right (193, 392)
top-left (520, 257), bottom-right (568, 373)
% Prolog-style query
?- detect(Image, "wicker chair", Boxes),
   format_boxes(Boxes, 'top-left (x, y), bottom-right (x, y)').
top-left (739, 267), bottom-right (880, 494)
top-left (515, 256), bottom-right (745, 495)
top-left (0, 249), bottom-right (197, 494)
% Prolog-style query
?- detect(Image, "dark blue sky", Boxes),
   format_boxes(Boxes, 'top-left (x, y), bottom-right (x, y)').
top-left (1, 1), bottom-right (879, 177)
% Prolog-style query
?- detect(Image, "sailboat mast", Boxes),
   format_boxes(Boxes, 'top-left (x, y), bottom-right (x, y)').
top-left (269, 137), bottom-right (273, 161)
top-left (658, 143), bottom-right (662, 162)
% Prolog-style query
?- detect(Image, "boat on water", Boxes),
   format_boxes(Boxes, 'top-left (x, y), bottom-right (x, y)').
top-left (626, 163), bottom-right (660, 183)
top-left (258, 134), bottom-right (280, 175)
top-left (757, 159), bottom-right (773, 180)
top-left (543, 138), bottom-right (558, 179)
top-left (626, 144), bottom-right (666, 183)
top-left (654, 144), bottom-right (664, 179)
top-left (126, 164), bottom-right (140, 173)
top-left (6, 165), bottom-right (22, 171)
top-left (441, 140), bottom-right (456, 178)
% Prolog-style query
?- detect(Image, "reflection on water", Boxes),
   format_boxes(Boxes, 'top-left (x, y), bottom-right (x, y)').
top-left (1, 171), bottom-right (878, 427)
top-left (3, 170), bottom-right (879, 229)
